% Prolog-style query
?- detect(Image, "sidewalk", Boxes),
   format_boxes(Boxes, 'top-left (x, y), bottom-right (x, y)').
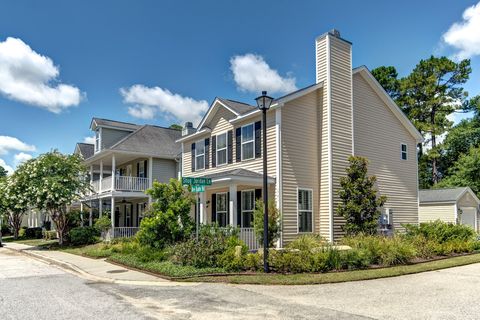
top-left (3, 242), bottom-right (195, 286)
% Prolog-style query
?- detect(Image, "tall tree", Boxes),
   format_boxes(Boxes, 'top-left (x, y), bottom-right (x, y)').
top-left (19, 152), bottom-right (89, 245)
top-left (337, 156), bottom-right (387, 235)
top-left (437, 147), bottom-right (480, 196)
top-left (169, 124), bottom-right (183, 130)
top-left (0, 166), bottom-right (7, 177)
top-left (371, 66), bottom-right (400, 100)
top-left (0, 174), bottom-right (30, 239)
top-left (399, 56), bottom-right (471, 184)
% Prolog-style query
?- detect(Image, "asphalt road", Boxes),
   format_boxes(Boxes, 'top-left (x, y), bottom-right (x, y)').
top-left (1, 248), bottom-right (480, 319)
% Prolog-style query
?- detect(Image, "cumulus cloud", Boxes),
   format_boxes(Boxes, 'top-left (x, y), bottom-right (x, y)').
top-left (0, 37), bottom-right (83, 112)
top-left (442, 1), bottom-right (480, 60)
top-left (14, 152), bottom-right (32, 165)
top-left (120, 85), bottom-right (209, 125)
top-left (0, 135), bottom-right (36, 155)
top-left (0, 158), bottom-right (13, 175)
top-left (83, 136), bottom-right (95, 144)
top-left (230, 53), bottom-right (297, 94)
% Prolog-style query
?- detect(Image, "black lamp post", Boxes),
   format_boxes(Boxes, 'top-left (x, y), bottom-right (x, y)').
top-left (255, 90), bottom-right (274, 273)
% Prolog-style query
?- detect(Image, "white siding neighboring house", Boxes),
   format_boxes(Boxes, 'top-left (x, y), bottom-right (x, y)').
top-left (178, 29), bottom-right (423, 247)
top-left (419, 187), bottom-right (480, 231)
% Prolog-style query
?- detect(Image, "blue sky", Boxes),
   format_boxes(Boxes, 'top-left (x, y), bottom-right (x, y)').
top-left (0, 0), bottom-right (479, 173)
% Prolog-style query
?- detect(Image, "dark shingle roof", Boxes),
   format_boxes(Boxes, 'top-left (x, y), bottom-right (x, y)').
top-left (109, 125), bottom-right (182, 158)
top-left (92, 118), bottom-right (140, 131)
top-left (218, 98), bottom-right (256, 115)
top-left (419, 188), bottom-right (470, 203)
top-left (76, 143), bottom-right (94, 159)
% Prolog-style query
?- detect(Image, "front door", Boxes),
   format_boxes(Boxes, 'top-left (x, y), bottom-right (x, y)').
top-left (216, 192), bottom-right (228, 227)
top-left (460, 207), bottom-right (477, 230)
top-left (125, 204), bottom-right (132, 227)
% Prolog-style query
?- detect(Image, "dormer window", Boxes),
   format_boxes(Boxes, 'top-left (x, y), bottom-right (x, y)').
top-left (216, 132), bottom-right (227, 166)
top-left (195, 139), bottom-right (205, 171)
top-left (95, 128), bottom-right (100, 152)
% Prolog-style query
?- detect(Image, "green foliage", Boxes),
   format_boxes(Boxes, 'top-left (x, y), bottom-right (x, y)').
top-left (437, 147), bottom-right (480, 196)
top-left (337, 156), bottom-right (387, 235)
top-left (169, 124), bottom-right (183, 130)
top-left (287, 234), bottom-right (327, 251)
top-left (170, 224), bottom-right (246, 270)
top-left (0, 166), bottom-right (7, 177)
top-left (69, 226), bottom-right (100, 246)
top-left (0, 172), bottom-right (30, 239)
top-left (25, 227), bottom-right (43, 239)
top-left (94, 215), bottom-right (112, 233)
top-left (253, 199), bottom-right (281, 248)
top-left (43, 230), bottom-right (57, 241)
top-left (371, 66), bottom-right (400, 100)
top-left (137, 179), bottom-right (194, 249)
top-left (404, 220), bottom-right (476, 243)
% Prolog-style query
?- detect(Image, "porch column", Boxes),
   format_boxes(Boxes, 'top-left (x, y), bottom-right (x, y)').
top-left (111, 154), bottom-right (116, 191)
top-left (110, 197), bottom-right (115, 230)
top-left (99, 198), bottom-right (103, 217)
top-left (199, 191), bottom-right (206, 224)
top-left (99, 160), bottom-right (103, 192)
top-left (148, 157), bottom-right (153, 205)
top-left (89, 201), bottom-right (93, 226)
top-left (80, 202), bottom-right (84, 227)
top-left (89, 165), bottom-right (93, 195)
top-left (229, 184), bottom-right (237, 227)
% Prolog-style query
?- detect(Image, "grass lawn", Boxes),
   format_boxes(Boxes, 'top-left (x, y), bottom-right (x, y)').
top-left (2, 236), bottom-right (58, 248)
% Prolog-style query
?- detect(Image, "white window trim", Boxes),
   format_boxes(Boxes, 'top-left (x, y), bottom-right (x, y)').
top-left (297, 187), bottom-right (313, 233)
top-left (195, 139), bottom-right (206, 171)
top-left (138, 161), bottom-right (145, 178)
top-left (241, 122), bottom-right (255, 161)
top-left (241, 189), bottom-right (255, 228)
top-left (401, 143), bottom-right (408, 160)
top-left (216, 192), bottom-right (228, 226)
top-left (95, 127), bottom-right (102, 153)
top-left (216, 131), bottom-right (228, 166)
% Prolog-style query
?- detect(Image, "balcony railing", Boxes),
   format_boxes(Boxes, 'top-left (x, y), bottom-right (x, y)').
top-left (239, 227), bottom-right (260, 250)
top-left (90, 176), bottom-right (150, 193)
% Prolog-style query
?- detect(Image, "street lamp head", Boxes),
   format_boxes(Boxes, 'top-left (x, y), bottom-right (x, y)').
top-left (255, 91), bottom-right (274, 111)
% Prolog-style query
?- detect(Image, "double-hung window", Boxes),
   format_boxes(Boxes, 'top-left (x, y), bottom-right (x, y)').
top-left (138, 161), bottom-right (145, 178)
top-left (298, 189), bottom-right (313, 233)
top-left (216, 132), bottom-right (227, 166)
top-left (241, 123), bottom-right (254, 160)
top-left (401, 144), bottom-right (408, 160)
top-left (241, 190), bottom-right (255, 228)
top-left (195, 139), bottom-right (205, 170)
top-left (216, 192), bottom-right (228, 227)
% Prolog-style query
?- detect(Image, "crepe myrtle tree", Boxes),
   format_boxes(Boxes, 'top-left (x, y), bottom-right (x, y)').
top-left (0, 173), bottom-right (30, 239)
top-left (18, 151), bottom-right (89, 245)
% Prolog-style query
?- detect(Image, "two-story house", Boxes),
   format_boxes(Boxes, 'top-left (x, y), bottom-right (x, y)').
top-left (76, 118), bottom-right (181, 237)
top-left (178, 30), bottom-right (423, 248)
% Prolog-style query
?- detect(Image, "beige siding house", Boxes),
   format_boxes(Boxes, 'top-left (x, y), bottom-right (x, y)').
top-left (75, 118), bottom-right (181, 238)
top-left (179, 29), bottom-right (423, 247)
top-left (419, 187), bottom-right (480, 231)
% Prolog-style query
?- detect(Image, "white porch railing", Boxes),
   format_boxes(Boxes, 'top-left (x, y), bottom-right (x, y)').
top-left (112, 227), bottom-right (140, 238)
top-left (115, 176), bottom-right (149, 191)
top-left (101, 176), bottom-right (112, 192)
top-left (239, 227), bottom-right (260, 250)
top-left (91, 180), bottom-right (100, 193)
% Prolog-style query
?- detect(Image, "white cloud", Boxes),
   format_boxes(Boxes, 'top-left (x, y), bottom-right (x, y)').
top-left (83, 136), bottom-right (95, 144)
top-left (0, 37), bottom-right (83, 112)
top-left (230, 53), bottom-right (297, 94)
top-left (0, 136), bottom-right (36, 155)
top-left (120, 85), bottom-right (209, 126)
top-left (442, 1), bottom-right (480, 60)
top-left (0, 158), bottom-right (13, 175)
top-left (14, 152), bottom-right (32, 165)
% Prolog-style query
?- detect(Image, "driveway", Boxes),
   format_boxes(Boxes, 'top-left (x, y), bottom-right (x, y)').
top-left (1, 248), bottom-right (479, 319)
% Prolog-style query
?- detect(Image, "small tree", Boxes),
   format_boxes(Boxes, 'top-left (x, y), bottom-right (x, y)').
top-left (0, 165), bottom-right (7, 178)
top-left (0, 174), bottom-right (29, 239)
top-left (137, 179), bottom-right (194, 249)
top-left (337, 156), bottom-right (387, 235)
top-left (253, 199), bottom-right (281, 248)
top-left (19, 152), bottom-right (89, 245)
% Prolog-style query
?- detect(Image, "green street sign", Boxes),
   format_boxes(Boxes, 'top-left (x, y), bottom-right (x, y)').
top-left (182, 177), bottom-right (212, 186)
top-left (191, 185), bottom-right (205, 192)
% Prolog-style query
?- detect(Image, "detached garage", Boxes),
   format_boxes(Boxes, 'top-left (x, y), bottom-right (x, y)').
top-left (419, 187), bottom-right (480, 231)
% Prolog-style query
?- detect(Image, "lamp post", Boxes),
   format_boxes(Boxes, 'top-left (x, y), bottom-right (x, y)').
top-left (255, 90), bottom-right (274, 273)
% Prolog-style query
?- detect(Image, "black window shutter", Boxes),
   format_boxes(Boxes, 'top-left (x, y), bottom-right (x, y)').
top-left (205, 138), bottom-right (210, 169)
top-left (137, 162), bottom-right (140, 177)
top-left (255, 121), bottom-right (262, 158)
top-left (235, 128), bottom-right (241, 162)
top-left (211, 193), bottom-right (216, 223)
top-left (144, 160), bottom-right (148, 178)
top-left (228, 130), bottom-right (233, 164)
top-left (255, 189), bottom-right (262, 201)
top-left (191, 143), bottom-right (196, 172)
top-left (227, 192), bottom-right (230, 225)
top-left (211, 135), bottom-right (216, 167)
top-left (237, 191), bottom-right (242, 227)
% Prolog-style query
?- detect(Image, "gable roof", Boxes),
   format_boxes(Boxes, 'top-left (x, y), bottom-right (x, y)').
top-left (352, 66), bottom-right (423, 143)
top-left (419, 187), bottom-right (480, 204)
top-left (217, 98), bottom-right (256, 115)
top-left (75, 143), bottom-right (94, 159)
top-left (90, 118), bottom-right (140, 131)
top-left (109, 125), bottom-right (182, 158)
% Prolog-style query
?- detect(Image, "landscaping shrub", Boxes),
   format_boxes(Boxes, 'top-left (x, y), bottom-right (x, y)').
top-left (25, 227), bottom-right (43, 239)
top-left (243, 252), bottom-right (263, 271)
top-left (288, 235), bottom-right (327, 251)
top-left (69, 226), bottom-right (100, 246)
top-left (405, 220), bottom-right (476, 243)
top-left (1, 223), bottom-right (11, 236)
top-left (43, 230), bottom-right (57, 241)
top-left (18, 227), bottom-right (27, 238)
top-left (253, 199), bottom-right (281, 248)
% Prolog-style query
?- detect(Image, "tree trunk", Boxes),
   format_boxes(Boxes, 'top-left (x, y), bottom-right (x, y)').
top-left (51, 209), bottom-right (68, 246)
top-left (431, 111), bottom-right (439, 185)
top-left (0, 227), bottom-right (3, 247)
top-left (9, 212), bottom-right (23, 240)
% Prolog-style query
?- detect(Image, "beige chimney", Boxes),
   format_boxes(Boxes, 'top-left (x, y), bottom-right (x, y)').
top-left (315, 29), bottom-right (353, 241)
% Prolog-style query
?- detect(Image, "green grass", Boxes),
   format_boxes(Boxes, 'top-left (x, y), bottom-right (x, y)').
top-left (62, 242), bottom-right (115, 258)
top-left (2, 236), bottom-right (58, 248)
top-left (180, 253), bottom-right (480, 285)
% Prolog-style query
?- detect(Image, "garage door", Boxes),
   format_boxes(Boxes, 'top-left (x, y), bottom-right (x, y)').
top-left (460, 207), bottom-right (477, 230)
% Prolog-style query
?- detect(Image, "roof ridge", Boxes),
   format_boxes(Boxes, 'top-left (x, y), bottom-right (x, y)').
top-left (93, 117), bottom-right (141, 127)
top-left (219, 97), bottom-right (255, 107)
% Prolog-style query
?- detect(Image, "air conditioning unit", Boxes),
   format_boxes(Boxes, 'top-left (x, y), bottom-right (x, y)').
top-left (379, 208), bottom-right (393, 235)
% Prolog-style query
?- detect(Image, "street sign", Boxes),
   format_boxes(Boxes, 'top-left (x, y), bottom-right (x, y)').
top-left (191, 185), bottom-right (205, 193)
top-left (182, 177), bottom-right (212, 186)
